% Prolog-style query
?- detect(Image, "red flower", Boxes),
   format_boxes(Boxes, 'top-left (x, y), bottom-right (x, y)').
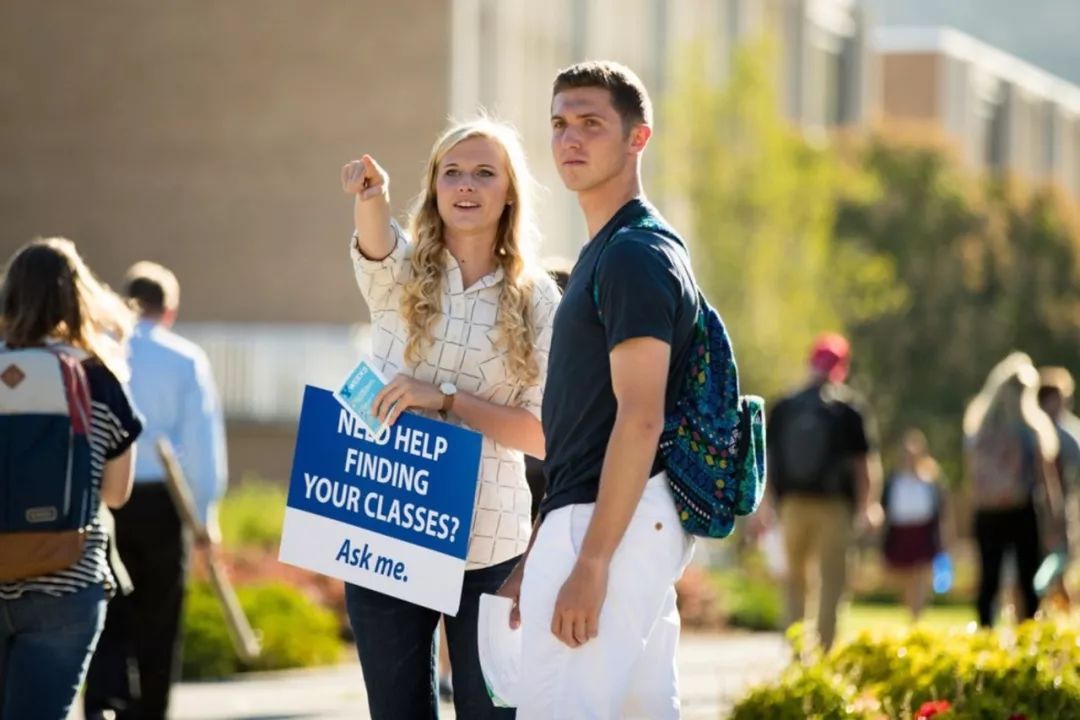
top-left (915, 700), bottom-right (952, 719)
top-left (1007, 715), bottom-right (1029, 720)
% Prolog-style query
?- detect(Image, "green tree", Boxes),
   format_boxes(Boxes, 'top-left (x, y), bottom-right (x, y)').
top-left (661, 40), bottom-right (903, 401)
top-left (834, 139), bottom-right (1007, 475)
top-left (662, 38), bottom-right (1080, 487)
top-left (836, 141), bottom-right (1080, 478)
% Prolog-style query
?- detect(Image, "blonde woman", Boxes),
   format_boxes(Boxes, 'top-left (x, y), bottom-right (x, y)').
top-left (964, 352), bottom-right (1061, 626)
top-left (340, 119), bottom-right (559, 719)
top-left (0, 239), bottom-right (142, 720)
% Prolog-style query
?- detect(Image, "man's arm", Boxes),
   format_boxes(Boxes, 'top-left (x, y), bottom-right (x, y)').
top-left (550, 336), bottom-right (670, 647)
top-left (846, 399), bottom-right (882, 529)
top-left (179, 354), bottom-right (229, 544)
top-left (852, 451), bottom-right (884, 528)
top-left (496, 515), bottom-right (543, 628)
top-left (1037, 452), bottom-right (1064, 549)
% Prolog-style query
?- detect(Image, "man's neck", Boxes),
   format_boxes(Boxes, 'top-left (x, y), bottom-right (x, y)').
top-left (139, 312), bottom-right (174, 330)
top-left (579, 171), bottom-right (645, 240)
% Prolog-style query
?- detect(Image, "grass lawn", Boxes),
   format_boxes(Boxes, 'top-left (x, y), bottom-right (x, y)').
top-left (840, 602), bottom-right (975, 641)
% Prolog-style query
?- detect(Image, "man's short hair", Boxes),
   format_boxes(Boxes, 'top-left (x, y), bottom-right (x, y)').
top-left (1040, 366), bottom-right (1076, 400)
top-left (552, 60), bottom-right (653, 132)
top-left (125, 261), bottom-right (180, 316)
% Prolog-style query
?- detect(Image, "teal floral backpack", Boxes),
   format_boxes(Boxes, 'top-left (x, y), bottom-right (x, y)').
top-left (593, 211), bottom-right (767, 538)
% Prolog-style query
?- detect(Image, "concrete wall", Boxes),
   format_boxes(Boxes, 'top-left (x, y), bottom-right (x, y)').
top-left (0, 1), bottom-right (451, 324)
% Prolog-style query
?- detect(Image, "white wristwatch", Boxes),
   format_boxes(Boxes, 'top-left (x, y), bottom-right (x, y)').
top-left (439, 382), bottom-right (458, 414)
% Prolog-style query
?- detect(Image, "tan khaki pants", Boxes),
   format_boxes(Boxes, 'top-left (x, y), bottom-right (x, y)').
top-left (779, 494), bottom-right (853, 650)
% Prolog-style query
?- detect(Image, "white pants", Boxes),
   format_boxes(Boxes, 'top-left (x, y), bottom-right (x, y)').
top-left (517, 474), bottom-right (695, 719)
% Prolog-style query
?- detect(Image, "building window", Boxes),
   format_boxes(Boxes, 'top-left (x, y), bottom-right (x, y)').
top-left (829, 35), bottom-right (858, 126)
top-left (983, 93), bottom-right (1008, 170)
top-left (1043, 103), bottom-right (1057, 177)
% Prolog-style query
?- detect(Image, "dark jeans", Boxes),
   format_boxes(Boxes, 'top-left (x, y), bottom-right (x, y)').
top-left (84, 484), bottom-right (190, 720)
top-left (0, 583), bottom-right (107, 720)
top-left (974, 503), bottom-right (1042, 627)
top-left (346, 555), bottom-right (519, 720)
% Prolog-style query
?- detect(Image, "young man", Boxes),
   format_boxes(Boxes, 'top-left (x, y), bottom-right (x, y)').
top-left (765, 333), bottom-right (881, 651)
top-left (84, 262), bottom-right (228, 720)
top-left (498, 61), bottom-right (699, 718)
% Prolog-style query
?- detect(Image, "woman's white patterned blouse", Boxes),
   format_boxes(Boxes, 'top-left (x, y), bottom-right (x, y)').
top-left (350, 223), bottom-right (559, 569)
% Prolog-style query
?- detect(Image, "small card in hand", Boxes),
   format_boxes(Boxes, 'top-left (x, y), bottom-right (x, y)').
top-left (334, 357), bottom-right (392, 439)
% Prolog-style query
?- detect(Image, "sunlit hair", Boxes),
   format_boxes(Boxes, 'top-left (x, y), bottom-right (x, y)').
top-left (963, 352), bottom-right (1059, 461)
top-left (1, 238), bottom-right (134, 381)
top-left (1040, 366), bottom-right (1075, 400)
top-left (125, 260), bottom-right (180, 316)
top-left (401, 118), bottom-right (541, 385)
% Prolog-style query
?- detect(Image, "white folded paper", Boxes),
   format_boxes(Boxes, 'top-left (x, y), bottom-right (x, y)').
top-left (477, 593), bottom-right (522, 708)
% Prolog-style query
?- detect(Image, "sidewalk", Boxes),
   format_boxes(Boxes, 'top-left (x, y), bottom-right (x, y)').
top-left (75, 632), bottom-right (786, 720)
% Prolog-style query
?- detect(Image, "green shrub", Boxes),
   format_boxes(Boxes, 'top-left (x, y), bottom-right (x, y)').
top-left (219, 476), bottom-right (287, 551)
top-left (181, 580), bottom-right (237, 679)
top-left (182, 581), bottom-right (344, 679)
top-left (730, 619), bottom-right (1080, 719)
top-left (730, 662), bottom-right (858, 720)
top-left (712, 560), bottom-right (784, 631)
top-left (724, 576), bottom-right (783, 631)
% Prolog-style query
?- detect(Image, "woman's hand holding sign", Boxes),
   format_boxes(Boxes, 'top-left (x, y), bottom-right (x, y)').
top-left (372, 374), bottom-right (444, 427)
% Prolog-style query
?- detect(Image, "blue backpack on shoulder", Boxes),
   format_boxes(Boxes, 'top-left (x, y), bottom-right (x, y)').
top-left (592, 213), bottom-right (767, 539)
top-left (0, 345), bottom-right (95, 581)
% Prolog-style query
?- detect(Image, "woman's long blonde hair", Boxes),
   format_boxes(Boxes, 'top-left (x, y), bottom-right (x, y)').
top-left (401, 118), bottom-right (541, 385)
top-left (0, 237), bottom-right (134, 381)
top-left (963, 351), bottom-right (1059, 461)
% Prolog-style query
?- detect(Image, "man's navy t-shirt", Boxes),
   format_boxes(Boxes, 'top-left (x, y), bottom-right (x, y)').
top-left (540, 199), bottom-right (698, 517)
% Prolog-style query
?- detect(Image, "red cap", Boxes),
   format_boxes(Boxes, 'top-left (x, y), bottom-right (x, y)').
top-left (809, 332), bottom-right (851, 383)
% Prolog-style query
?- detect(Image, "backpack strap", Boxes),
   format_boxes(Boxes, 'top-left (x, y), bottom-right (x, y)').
top-left (590, 211), bottom-right (689, 323)
top-left (46, 347), bottom-right (93, 437)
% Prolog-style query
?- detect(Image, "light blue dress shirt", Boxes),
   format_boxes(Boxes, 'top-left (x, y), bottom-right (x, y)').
top-left (128, 319), bottom-right (227, 525)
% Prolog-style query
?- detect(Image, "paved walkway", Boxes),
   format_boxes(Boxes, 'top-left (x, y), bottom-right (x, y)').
top-left (78, 632), bottom-right (787, 720)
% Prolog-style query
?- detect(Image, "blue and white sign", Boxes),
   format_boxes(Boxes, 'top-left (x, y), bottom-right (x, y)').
top-left (279, 386), bottom-right (482, 615)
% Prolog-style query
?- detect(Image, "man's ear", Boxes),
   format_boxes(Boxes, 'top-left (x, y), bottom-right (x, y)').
top-left (628, 123), bottom-right (652, 154)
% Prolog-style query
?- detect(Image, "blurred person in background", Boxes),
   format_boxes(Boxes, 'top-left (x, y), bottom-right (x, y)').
top-left (85, 261), bottom-right (228, 720)
top-left (1036, 366), bottom-right (1080, 607)
top-left (964, 352), bottom-right (1061, 627)
top-left (0, 238), bottom-right (142, 720)
top-left (766, 332), bottom-right (882, 651)
top-left (881, 429), bottom-right (950, 621)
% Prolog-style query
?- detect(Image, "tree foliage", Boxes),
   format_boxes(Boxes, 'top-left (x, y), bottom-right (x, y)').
top-left (662, 39), bottom-right (1080, 480)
